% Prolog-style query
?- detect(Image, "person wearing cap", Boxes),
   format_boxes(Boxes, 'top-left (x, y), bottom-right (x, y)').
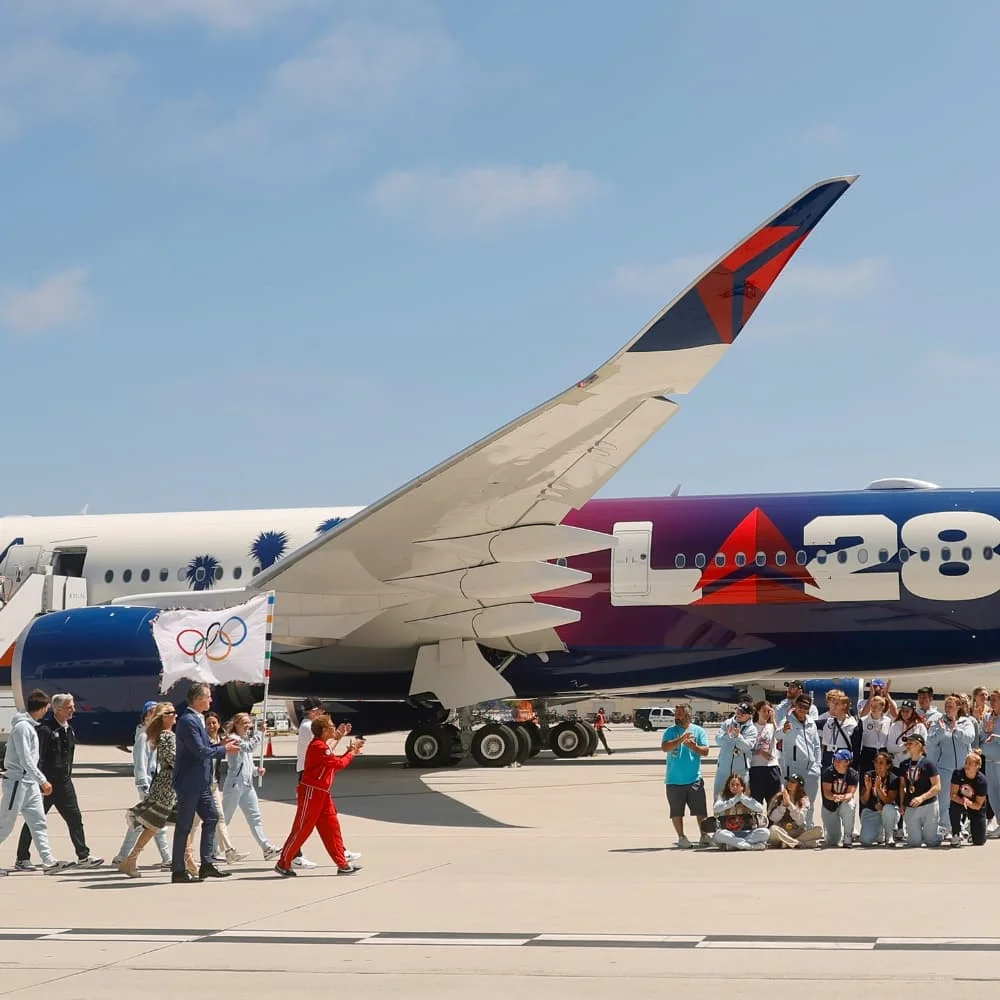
top-left (749, 702), bottom-right (782, 805)
top-left (887, 700), bottom-right (927, 772)
top-left (916, 687), bottom-right (941, 727)
top-left (899, 732), bottom-right (942, 847)
top-left (858, 678), bottom-right (898, 720)
top-left (766, 774), bottom-right (823, 848)
top-left (775, 681), bottom-right (818, 727)
top-left (927, 694), bottom-right (977, 833)
top-left (714, 702), bottom-right (757, 798)
top-left (859, 750), bottom-right (900, 847)
top-left (778, 695), bottom-right (823, 827)
top-left (821, 748), bottom-right (859, 848)
top-left (111, 700), bottom-right (172, 869)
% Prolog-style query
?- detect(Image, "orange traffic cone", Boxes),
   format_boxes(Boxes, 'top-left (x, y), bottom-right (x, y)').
top-left (265, 735), bottom-right (274, 758)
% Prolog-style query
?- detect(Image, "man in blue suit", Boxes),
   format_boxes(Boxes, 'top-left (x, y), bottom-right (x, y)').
top-left (171, 682), bottom-right (239, 884)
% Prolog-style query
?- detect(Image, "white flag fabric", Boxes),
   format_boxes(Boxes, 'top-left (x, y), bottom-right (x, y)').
top-left (152, 593), bottom-right (271, 692)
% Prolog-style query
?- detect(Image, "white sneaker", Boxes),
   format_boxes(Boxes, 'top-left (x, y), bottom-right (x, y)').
top-left (747, 842), bottom-right (767, 851)
top-left (263, 846), bottom-right (280, 861)
top-left (345, 850), bottom-right (362, 862)
top-left (675, 836), bottom-right (693, 849)
top-left (292, 856), bottom-right (317, 868)
top-left (952, 835), bottom-right (964, 848)
top-left (42, 860), bottom-right (76, 874)
top-left (225, 849), bottom-right (249, 864)
top-left (14, 860), bottom-right (36, 872)
top-left (988, 826), bottom-right (1000, 840)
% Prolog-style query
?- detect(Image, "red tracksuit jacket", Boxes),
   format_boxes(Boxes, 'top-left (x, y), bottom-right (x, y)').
top-left (300, 738), bottom-right (355, 792)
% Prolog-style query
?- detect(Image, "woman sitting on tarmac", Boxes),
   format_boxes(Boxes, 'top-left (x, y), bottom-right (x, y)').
top-left (766, 773), bottom-right (823, 848)
top-left (711, 774), bottom-right (769, 851)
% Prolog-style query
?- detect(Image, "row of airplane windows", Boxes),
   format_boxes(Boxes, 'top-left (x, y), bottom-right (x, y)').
top-left (670, 545), bottom-right (994, 569)
top-left (102, 565), bottom-right (263, 585)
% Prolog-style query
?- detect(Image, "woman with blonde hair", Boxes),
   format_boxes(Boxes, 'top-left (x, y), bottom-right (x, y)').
top-left (118, 703), bottom-right (178, 877)
top-left (222, 713), bottom-right (280, 860)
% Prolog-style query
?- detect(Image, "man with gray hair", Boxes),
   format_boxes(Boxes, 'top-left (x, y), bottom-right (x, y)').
top-left (14, 692), bottom-right (103, 870)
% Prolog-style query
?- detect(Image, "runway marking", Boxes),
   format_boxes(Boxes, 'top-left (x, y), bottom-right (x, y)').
top-left (5, 929), bottom-right (1000, 950)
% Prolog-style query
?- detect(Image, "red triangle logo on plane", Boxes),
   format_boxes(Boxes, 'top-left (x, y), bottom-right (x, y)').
top-left (695, 507), bottom-right (818, 604)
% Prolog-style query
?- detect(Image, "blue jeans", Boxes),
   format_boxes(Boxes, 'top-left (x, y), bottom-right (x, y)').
top-left (821, 800), bottom-right (856, 846)
top-left (904, 801), bottom-right (942, 846)
top-left (172, 786), bottom-right (217, 872)
top-left (859, 804), bottom-right (899, 845)
top-left (222, 782), bottom-right (274, 852)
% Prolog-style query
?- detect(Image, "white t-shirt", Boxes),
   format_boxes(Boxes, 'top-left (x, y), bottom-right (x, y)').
top-left (860, 714), bottom-right (891, 750)
top-left (821, 715), bottom-right (857, 752)
top-left (751, 722), bottom-right (780, 767)
top-left (887, 719), bottom-right (928, 764)
top-left (296, 716), bottom-right (313, 772)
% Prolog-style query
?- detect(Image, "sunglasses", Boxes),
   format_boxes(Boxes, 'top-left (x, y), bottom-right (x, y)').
top-left (163, 710), bottom-right (177, 716)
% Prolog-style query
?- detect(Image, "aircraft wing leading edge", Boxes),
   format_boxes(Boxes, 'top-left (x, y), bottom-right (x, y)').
top-left (253, 176), bottom-right (858, 662)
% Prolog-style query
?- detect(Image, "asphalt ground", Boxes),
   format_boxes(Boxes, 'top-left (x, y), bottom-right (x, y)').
top-left (1, 725), bottom-right (998, 998)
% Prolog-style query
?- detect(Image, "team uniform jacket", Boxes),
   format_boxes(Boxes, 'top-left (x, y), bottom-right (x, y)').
top-left (301, 738), bottom-right (355, 791)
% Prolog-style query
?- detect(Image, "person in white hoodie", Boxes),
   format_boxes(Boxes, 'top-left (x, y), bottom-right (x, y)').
top-left (714, 702), bottom-right (757, 798)
top-left (222, 713), bottom-right (281, 860)
top-left (778, 694), bottom-right (823, 827)
top-left (0, 689), bottom-right (74, 875)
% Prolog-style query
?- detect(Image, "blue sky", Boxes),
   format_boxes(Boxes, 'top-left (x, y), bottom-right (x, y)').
top-left (2, 0), bottom-right (998, 515)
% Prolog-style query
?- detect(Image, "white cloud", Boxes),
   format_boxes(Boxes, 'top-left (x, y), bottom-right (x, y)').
top-left (371, 164), bottom-right (601, 234)
top-left (0, 268), bottom-right (91, 334)
top-left (801, 123), bottom-right (843, 145)
top-left (0, 38), bottom-right (135, 140)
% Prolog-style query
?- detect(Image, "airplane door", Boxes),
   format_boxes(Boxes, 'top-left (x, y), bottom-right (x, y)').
top-left (0, 544), bottom-right (43, 583)
top-left (611, 521), bottom-right (652, 598)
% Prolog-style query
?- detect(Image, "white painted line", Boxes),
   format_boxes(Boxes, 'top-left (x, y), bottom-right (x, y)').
top-left (534, 934), bottom-right (704, 944)
top-left (212, 930), bottom-right (372, 941)
top-left (360, 937), bottom-right (532, 946)
top-left (0, 929), bottom-right (70, 937)
top-left (697, 940), bottom-right (875, 950)
top-left (41, 933), bottom-right (201, 943)
top-left (877, 938), bottom-right (1000, 946)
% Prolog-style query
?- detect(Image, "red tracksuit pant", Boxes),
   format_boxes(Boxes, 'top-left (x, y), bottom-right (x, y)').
top-left (278, 784), bottom-right (346, 870)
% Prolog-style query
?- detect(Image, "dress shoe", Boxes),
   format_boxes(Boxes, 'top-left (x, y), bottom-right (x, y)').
top-left (199, 862), bottom-right (231, 879)
top-left (171, 870), bottom-right (202, 884)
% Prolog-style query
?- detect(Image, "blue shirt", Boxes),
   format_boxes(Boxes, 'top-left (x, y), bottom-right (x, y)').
top-left (662, 724), bottom-right (708, 785)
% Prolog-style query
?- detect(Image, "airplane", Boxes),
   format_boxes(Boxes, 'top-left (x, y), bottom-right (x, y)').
top-left (12, 172), bottom-right (990, 771)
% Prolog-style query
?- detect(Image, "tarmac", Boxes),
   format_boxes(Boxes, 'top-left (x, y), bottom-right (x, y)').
top-left (2, 725), bottom-right (1000, 998)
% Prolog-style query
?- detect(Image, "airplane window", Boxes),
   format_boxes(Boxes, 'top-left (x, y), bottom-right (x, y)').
top-left (194, 567), bottom-right (206, 583)
top-left (962, 546), bottom-right (972, 561)
top-left (104, 569), bottom-right (113, 583)
top-left (920, 547), bottom-right (930, 562)
top-left (878, 548), bottom-right (889, 563)
top-left (252, 566), bottom-right (261, 576)
top-left (985, 547), bottom-right (995, 561)
top-left (214, 566), bottom-right (223, 580)
top-left (836, 550), bottom-right (848, 564)
top-left (694, 553), bottom-right (706, 569)
top-left (755, 552), bottom-right (766, 567)
top-left (816, 550), bottom-right (828, 565)
top-left (941, 547), bottom-right (951, 561)
top-left (123, 569), bottom-right (132, 583)
top-left (796, 551), bottom-right (807, 565)
top-left (674, 554), bottom-right (686, 569)
top-left (177, 568), bottom-right (185, 581)
top-left (900, 549), bottom-right (910, 562)
top-left (140, 569), bottom-right (150, 582)
top-left (735, 552), bottom-right (746, 567)
top-left (714, 553), bottom-right (726, 567)
top-left (159, 569), bottom-right (168, 582)
top-left (555, 557), bottom-right (568, 567)
top-left (233, 566), bottom-right (243, 580)
top-left (775, 551), bottom-right (787, 566)
top-left (857, 548), bottom-right (869, 564)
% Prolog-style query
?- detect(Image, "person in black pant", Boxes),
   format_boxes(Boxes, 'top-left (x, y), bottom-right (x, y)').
top-left (15, 693), bottom-right (103, 870)
top-left (949, 750), bottom-right (988, 847)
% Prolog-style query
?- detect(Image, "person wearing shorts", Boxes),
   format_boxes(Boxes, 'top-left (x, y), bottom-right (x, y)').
top-left (661, 703), bottom-right (710, 849)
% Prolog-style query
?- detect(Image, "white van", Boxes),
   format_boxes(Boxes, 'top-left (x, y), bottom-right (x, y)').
top-left (634, 706), bottom-right (676, 731)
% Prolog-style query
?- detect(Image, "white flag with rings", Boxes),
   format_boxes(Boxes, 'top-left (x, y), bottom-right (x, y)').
top-left (152, 592), bottom-right (273, 692)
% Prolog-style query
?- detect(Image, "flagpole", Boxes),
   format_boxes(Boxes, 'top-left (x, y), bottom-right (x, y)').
top-left (257, 591), bottom-right (275, 787)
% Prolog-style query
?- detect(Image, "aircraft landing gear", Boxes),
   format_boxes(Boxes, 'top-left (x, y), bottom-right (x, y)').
top-left (404, 724), bottom-right (462, 767)
top-left (470, 723), bottom-right (519, 767)
top-left (549, 720), bottom-right (590, 758)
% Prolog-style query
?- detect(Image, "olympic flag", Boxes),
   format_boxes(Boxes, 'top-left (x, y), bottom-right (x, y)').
top-left (152, 592), bottom-right (274, 693)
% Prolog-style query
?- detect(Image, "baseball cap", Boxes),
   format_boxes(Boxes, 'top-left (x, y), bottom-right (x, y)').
top-left (301, 696), bottom-right (324, 711)
top-left (735, 702), bottom-right (754, 715)
top-left (872, 678), bottom-right (886, 687)
top-left (917, 686), bottom-right (934, 696)
top-left (142, 700), bottom-right (157, 714)
top-left (786, 773), bottom-right (804, 784)
top-left (794, 694), bottom-right (813, 707)
top-left (785, 679), bottom-right (805, 688)
top-left (833, 749), bottom-right (853, 762)
top-left (903, 732), bottom-right (926, 745)
top-left (900, 699), bottom-right (917, 710)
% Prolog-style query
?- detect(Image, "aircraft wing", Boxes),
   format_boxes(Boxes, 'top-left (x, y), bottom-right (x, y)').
top-left (252, 177), bottom-right (856, 701)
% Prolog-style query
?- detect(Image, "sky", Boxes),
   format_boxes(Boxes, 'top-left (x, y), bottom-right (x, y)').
top-left (2, 0), bottom-right (999, 515)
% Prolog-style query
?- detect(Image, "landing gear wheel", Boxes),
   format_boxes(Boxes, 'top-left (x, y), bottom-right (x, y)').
top-left (520, 721), bottom-right (542, 757)
top-left (509, 723), bottom-right (531, 763)
top-left (405, 725), bottom-right (454, 767)
top-left (471, 723), bottom-right (518, 768)
top-left (550, 720), bottom-right (588, 758)
top-left (579, 721), bottom-right (599, 757)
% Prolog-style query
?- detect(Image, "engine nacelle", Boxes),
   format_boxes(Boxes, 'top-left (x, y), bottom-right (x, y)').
top-left (800, 678), bottom-right (864, 714)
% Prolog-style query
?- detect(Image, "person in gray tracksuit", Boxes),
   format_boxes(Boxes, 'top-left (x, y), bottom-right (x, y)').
top-left (927, 695), bottom-right (976, 830)
top-left (778, 695), bottom-right (823, 828)
top-left (0, 690), bottom-right (73, 875)
top-left (222, 713), bottom-right (280, 859)
top-left (981, 701), bottom-right (1000, 825)
top-left (714, 703), bottom-right (758, 798)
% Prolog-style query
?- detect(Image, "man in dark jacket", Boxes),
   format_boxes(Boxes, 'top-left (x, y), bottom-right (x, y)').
top-left (170, 682), bottom-right (239, 884)
top-left (14, 693), bottom-right (103, 870)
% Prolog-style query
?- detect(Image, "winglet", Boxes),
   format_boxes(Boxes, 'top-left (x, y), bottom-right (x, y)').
top-left (627, 175), bottom-right (858, 353)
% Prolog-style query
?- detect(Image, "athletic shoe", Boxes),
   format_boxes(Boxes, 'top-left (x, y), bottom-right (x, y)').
top-left (747, 842), bottom-right (767, 851)
top-left (698, 834), bottom-right (712, 848)
top-left (675, 836), bottom-right (693, 849)
top-left (14, 860), bottom-right (36, 872)
top-left (988, 826), bottom-right (1000, 840)
top-left (224, 849), bottom-right (249, 864)
top-left (274, 864), bottom-right (296, 877)
top-left (42, 860), bottom-right (76, 874)
top-left (263, 846), bottom-right (280, 861)
top-left (157, 861), bottom-right (173, 870)
top-left (336, 864), bottom-right (362, 875)
top-left (952, 835), bottom-right (964, 848)
top-left (77, 856), bottom-right (104, 867)
top-left (345, 850), bottom-right (362, 862)
top-left (292, 856), bottom-right (317, 868)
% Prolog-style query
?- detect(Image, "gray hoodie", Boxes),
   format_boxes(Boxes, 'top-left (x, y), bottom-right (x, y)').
top-left (5, 711), bottom-right (46, 784)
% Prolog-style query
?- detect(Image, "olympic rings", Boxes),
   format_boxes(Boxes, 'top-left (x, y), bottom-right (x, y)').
top-left (175, 615), bottom-right (248, 664)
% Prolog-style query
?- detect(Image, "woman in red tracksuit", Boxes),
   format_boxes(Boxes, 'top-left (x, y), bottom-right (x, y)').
top-left (275, 715), bottom-right (364, 877)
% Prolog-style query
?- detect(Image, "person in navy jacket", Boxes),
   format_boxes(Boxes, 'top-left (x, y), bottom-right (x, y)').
top-left (171, 683), bottom-right (239, 884)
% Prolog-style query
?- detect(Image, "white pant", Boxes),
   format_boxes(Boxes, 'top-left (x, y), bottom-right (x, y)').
top-left (821, 800), bottom-right (856, 846)
top-left (0, 777), bottom-right (55, 865)
top-left (713, 827), bottom-right (769, 849)
top-left (222, 782), bottom-right (275, 853)
top-left (904, 801), bottom-right (942, 846)
top-left (859, 804), bottom-right (899, 845)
